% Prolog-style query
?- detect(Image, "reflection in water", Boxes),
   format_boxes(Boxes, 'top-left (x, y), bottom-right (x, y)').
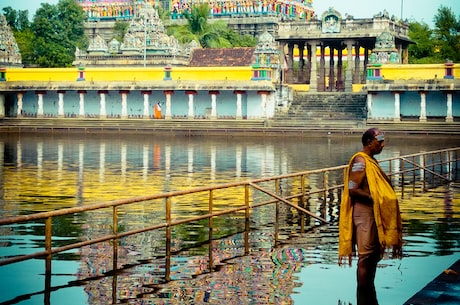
top-left (0, 133), bottom-right (459, 305)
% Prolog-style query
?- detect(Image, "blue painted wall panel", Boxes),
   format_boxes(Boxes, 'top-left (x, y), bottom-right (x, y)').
top-left (372, 92), bottom-right (395, 119)
top-left (400, 91), bottom-right (420, 117)
top-left (426, 91), bottom-right (446, 117)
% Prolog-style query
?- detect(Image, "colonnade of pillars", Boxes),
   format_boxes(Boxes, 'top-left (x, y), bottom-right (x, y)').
top-left (367, 91), bottom-right (455, 122)
top-left (283, 39), bottom-right (369, 92)
top-left (282, 39), bottom-right (409, 92)
top-left (10, 89), bottom-right (272, 119)
top-left (8, 90), bottom-right (270, 120)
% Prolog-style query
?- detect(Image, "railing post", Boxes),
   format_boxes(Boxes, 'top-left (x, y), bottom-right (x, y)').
top-left (244, 184), bottom-right (250, 254)
top-left (440, 152), bottom-right (444, 182)
top-left (323, 171), bottom-right (329, 221)
top-left (423, 154), bottom-right (427, 192)
top-left (389, 159), bottom-right (394, 185)
top-left (456, 150), bottom-right (459, 181)
top-left (208, 189), bottom-right (214, 271)
top-left (44, 216), bottom-right (52, 305)
top-left (412, 156), bottom-right (416, 196)
top-left (112, 205), bottom-right (119, 303)
top-left (300, 174), bottom-right (306, 232)
top-left (275, 179), bottom-right (280, 246)
top-left (401, 159), bottom-right (405, 199)
top-left (165, 196), bottom-right (171, 282)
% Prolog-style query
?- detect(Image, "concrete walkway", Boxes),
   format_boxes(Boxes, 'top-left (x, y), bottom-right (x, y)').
top-left (403, 259), bottom-right (460, 305)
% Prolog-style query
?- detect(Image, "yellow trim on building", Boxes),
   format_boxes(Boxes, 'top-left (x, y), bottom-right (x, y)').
top-left (5, 67), bottom-right (254, 82)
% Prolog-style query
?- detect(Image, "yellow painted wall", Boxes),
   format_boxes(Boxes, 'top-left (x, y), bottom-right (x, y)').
top-left (3, 64), bottom-right (458, 83)
top-left (5, 67), bottom-right (253, 82)
top-left (379, 64), bottom-right (457, 80)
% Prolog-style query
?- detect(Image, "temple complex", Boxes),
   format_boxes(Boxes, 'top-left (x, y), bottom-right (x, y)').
top-left (277, 8), bottom-right (412, 92)
top-left (0, 2), bottom-right (458, 124)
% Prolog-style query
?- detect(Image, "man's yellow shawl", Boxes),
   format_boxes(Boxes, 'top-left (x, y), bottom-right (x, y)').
top-left (338, 152), bottom-right (402, 265)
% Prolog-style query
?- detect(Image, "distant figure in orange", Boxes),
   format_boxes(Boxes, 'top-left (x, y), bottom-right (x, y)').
top-left (154, 102), bottom-right (162, 119)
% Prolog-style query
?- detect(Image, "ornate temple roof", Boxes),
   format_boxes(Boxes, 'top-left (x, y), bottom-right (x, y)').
top-left (0, 14), bottom-right (22, 67)
top-left (189, 47), bottom-right (256, 67)
top-left (75, 2), bottom-right (197, 66)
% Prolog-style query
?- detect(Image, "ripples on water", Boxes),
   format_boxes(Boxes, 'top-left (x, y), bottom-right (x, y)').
top-left (0, 133), bottom-right (459, 305)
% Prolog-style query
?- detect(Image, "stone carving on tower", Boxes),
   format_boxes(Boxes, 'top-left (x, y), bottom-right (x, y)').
top-left (321, 8), bottom-right (341, 33)
top-left (369, 31), bottom-right (400, 64)
top-left (0, 14), bottom-right (22, 67)
top-left (251, 31), bottom-right (280, 81)
top-left (253, 31), bottom-right (279, 67)
top-left (74, 2), bottom-right (197, 66)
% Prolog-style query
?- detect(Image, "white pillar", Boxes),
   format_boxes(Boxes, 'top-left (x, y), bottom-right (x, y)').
top-left (309, 40), bottom-right (318, 92)
top-left (187, 91), bottom-right (195, 119)
top-left (345, 40), bottom-right (354, 92)
top-left (58, 91), bottom-right (65, 117)
top-left (164, 91), bottom-right (173, 120)
top-left (99, 91), bottom-right (107, 118)
top-left (17, 92), bottom-right (23, 117)
top-left (120, 91), bottom-right (128, 119)
top-left (259, 91), bottom-right (268, 119)
top-left (209, 91), bottom-right (218, 119)
top-left (142, 91), bottom-right (150, 119)
top-left (235, 91), bottom-right (243, 120)
top-left (79, 91), bottom-right (85, 118)
top-left (0, 94), bottom-right (5, 118)
top-left (446, 92), bottom-right (453, 123)
top-left (419, 91), bottom-right (427, 122)
top-left (37, 92), bottom-right (44, 117)
top-left (367, 92), bottom-right (373, 119)
top-left (393, 92), bottom-right (401, 122)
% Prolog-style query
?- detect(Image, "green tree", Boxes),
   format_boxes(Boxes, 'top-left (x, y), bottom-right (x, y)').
top-left (408, 21), bottom-right (436, 63)
top-left (433, 6), bottom-right (460, 62)
top-left (2, 7), bottom-right (30, 31)
top-left (168, 4), bottom-right (255, 48)
top-left (32, 0), bottom-right (87, 67)
top-left (13, 28), bottom-right (35, 66)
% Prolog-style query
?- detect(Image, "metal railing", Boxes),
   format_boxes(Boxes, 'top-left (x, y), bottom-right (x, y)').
top-left (1, 148), bottom-right (458, 275)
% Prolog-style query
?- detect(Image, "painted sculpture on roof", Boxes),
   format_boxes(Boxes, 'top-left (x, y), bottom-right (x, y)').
top-left (77, 0), bottom-right (314, 21)
top-left (0, 14), bottom-right (22, 67)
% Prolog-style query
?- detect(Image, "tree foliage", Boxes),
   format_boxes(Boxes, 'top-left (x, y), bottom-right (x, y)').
top-left (32, 0), bottom-right (87, 67)
top-left (168, 4), bottom-right (256, 48)
top-left (408, 6), bottom-right (460, 63)
top-left (2, 6), bottom-right (30, 31)
top-left (408, 21), bottom-right (436, 63)
top-left (3, 0), bottom-right (87, 67)
top-left (433, 6), bottom-right (460, 62)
